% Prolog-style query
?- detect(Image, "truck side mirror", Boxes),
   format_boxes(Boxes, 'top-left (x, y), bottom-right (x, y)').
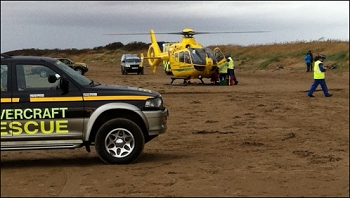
top-left (48, 74), bottom-right (61, 83)
top-left (48, 75), bottom-right (57, 83)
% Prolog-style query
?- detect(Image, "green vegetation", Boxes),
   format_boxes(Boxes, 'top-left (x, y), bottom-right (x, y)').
top-left (259, 55), bottom-right (283, 69)
top-left (4, 40), bottom-right (349, 71)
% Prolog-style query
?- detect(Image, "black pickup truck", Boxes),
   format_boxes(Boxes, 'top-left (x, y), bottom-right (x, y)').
top-left (1, 53), bottom-right (169, 164)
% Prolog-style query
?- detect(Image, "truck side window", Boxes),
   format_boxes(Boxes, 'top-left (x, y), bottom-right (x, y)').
top-left (16, 64), bottom-right (59, 91)
top-left (1, 65), bottom-right (8, 91)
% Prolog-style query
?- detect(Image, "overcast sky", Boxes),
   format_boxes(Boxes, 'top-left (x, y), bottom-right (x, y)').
top-left (1, 1), bottom-right (349, 53)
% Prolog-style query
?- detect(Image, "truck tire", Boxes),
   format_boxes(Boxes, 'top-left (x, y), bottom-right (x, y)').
top-left (95, 118), bottom-right (145, 164)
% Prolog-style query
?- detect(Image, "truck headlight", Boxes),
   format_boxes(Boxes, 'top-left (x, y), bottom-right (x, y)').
top-left (145, 97), bottom-right (163, 109)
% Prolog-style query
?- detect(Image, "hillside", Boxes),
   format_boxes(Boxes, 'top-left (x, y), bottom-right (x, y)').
top-left (4, 40), bottom-right (349, 72)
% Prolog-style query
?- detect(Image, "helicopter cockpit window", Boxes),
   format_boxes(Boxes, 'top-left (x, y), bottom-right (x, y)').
top-left (203, 48), bottom-right (217, 64)
top-left (179, 52), bottom-right (184, 62)
top-left (188, 48), bottom-right (206, 65)
top-left (184, 52), bottom-right (191, 64)
top-left (174, 53), bottom-right (179, 62)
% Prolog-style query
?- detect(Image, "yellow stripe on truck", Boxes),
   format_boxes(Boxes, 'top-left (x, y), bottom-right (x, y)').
top-left (30, 97), bottom-right (83, 102)
top-left (83, 96), bottom-right (152, 101)
top-left (1, 96), bottom-right (153, 103)
top-left (29, 96), bottom-right (152, 102)
top-left (1, 98), bottom-right (20, 103)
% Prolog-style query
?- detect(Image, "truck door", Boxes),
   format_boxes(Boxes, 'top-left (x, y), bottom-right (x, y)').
top-left (10, 63), bottom-right (85, 141)
top-left (1, 64), bottom-right (13, 139)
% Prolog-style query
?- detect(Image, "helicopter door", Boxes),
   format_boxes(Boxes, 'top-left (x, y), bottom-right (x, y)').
top-left (213, 47), bottom-right (226, 65)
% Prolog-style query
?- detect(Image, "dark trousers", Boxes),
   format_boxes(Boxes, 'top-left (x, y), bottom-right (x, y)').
top-left (306, 63), bottom-right (312, 72)
top-left (227, 69), bottom-right (238, 85)
top-left (219, 73), bottom-right (227, 81)
top-left (210, 71), bottom-right (219, 83)
top-left (307, 79), bottom-right (331, 96)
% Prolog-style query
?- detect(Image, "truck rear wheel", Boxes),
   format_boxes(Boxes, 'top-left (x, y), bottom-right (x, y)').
top-left (95, 118), bottom-right (145, 164)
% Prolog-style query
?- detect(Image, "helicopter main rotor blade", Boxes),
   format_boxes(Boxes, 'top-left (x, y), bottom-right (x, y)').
top-left (194, 31), bottom-right (270, 34)
top-left (104, 31), bottom-right (270, 36)
top-left (104, 32), bottom-right (183, 36)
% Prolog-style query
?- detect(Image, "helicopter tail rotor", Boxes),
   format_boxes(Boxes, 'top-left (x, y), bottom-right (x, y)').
top-left (147, 30), bottom-right (163, 70)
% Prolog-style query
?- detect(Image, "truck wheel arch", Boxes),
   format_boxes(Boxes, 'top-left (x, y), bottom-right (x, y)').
top-left (84, 103), bottom-right (149, 142)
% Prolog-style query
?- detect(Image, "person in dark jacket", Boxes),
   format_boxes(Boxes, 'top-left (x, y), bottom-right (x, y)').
top-left (304, 51), bottom-right (312, 72)
top-left (308, 50), bottom-right (314, 71)
top-left (314, 53), bottom-right (319, 62)
top-left (304, 50), bottom-right (313, 72)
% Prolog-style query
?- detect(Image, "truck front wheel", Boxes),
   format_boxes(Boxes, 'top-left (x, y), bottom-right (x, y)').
top-left (95, 118), bottom-right (145, 164)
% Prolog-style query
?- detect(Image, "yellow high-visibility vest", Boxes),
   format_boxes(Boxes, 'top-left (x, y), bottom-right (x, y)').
top-left (313, 60), bottom-right (325, 79)
top-left (227, 57), bottom-right (234, 69)
top-left (218, 62), bottom-right (228, 74)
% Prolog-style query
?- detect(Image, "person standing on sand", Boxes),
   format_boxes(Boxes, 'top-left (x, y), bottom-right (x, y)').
top-left (314, 53), bottom-right (320, 64)
top-left (218, 60), bottom-right (228, 85)
top-left (304, 50), bottom-right (312, 72)
top-left (309, 50), bottom-right (314, 71)
top-left (307, 54), bottom-right (332, 97)
top-left (226, 53), bottom-right (238, 85)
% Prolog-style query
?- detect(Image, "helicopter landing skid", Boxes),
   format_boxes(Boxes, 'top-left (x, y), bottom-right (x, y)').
top-left (166, 76), bottom-right (205, 86)
top-left (166, 77), bottom-right (190, 86)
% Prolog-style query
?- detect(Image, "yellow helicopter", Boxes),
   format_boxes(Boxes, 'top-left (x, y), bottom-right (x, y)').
top-left (109, 28), bottom-right (269, 85)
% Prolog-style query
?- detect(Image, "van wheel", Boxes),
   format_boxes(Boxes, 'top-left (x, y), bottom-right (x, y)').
top-left (95, 118), bottom-right (145, 164)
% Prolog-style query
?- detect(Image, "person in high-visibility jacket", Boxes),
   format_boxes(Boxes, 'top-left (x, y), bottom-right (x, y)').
top-left (218, 60), bottom-right (228, 85)
top-left (307, 54), bottom-right (332, 97)
top-left (225, 53), bottom-right (239, 85)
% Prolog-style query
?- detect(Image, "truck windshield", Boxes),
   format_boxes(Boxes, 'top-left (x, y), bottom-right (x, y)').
top-left (54, 60), bottom-right (91, 86)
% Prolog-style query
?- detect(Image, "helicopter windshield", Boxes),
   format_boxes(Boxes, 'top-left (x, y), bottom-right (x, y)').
top-left (203, 48), bottom-right (217, 64)
top-left (188, 48), bottom-right (217, 65)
